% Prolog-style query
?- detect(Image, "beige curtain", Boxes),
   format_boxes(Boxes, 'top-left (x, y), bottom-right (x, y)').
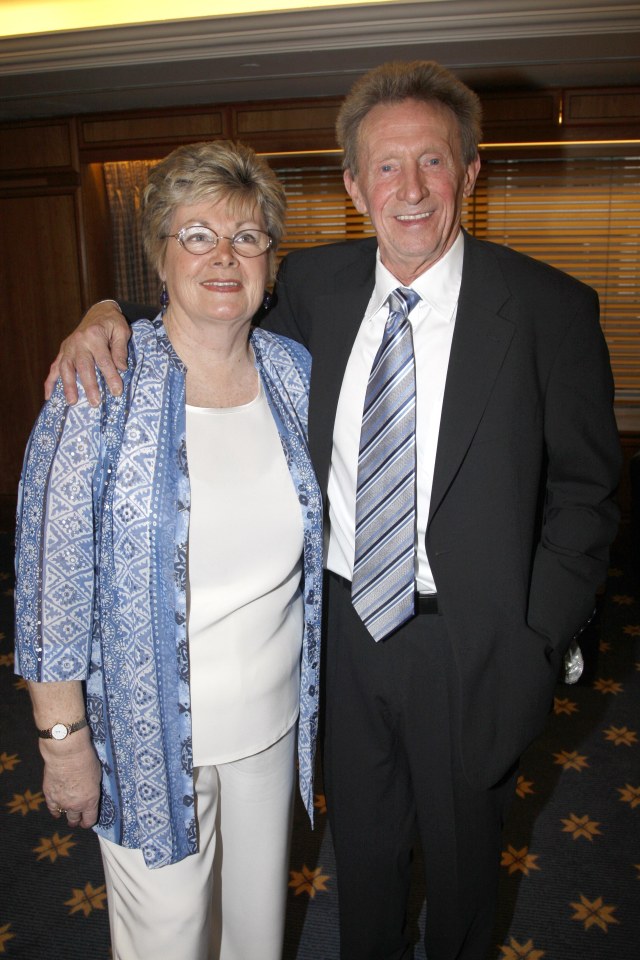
top-left (103, 160), bottom-right (160, 307)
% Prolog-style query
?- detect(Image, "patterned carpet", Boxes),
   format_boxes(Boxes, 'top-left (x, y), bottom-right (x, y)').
top-left (1, 526), bottom-right (638, 959)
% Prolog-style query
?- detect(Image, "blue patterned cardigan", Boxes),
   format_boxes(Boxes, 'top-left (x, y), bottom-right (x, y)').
top-left (14, 318), bottom-right (323, 868)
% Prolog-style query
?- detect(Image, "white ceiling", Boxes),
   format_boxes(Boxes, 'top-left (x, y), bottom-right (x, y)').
top-left (0, 0), bottom-right (639, 123)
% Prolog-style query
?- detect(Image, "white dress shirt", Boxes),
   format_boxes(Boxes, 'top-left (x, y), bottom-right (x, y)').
top-left (326, 230), bottom-right (464, 593)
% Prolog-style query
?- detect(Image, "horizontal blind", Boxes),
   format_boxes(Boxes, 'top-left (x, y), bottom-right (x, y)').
top-left (462, 156), bottom-right (640, 403)
top-left (273, 163), bottom-right (374, 260)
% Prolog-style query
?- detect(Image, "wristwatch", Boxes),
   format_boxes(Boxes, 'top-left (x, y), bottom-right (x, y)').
top-left (37, 717), bottom-right (88, 741)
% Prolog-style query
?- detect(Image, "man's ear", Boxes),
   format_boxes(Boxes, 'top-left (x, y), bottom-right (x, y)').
top-left (344, 169), bottom-right (368, 215)
top-left (463, 154), bottom-right (482, 198)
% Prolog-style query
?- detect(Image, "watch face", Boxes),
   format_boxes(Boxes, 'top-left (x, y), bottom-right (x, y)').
top-left (51, 723), bottom-right (68, 740)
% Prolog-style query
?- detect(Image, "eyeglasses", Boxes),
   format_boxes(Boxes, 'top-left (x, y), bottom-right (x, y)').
top-left (161, 225), bottom-right (273, 258)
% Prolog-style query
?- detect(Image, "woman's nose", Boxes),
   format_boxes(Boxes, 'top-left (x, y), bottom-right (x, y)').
top-left (211, 236), bottom-right (238, 263)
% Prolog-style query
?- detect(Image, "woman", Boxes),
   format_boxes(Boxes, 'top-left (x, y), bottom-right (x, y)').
top-left (14, 140), bottom-right (323, 960)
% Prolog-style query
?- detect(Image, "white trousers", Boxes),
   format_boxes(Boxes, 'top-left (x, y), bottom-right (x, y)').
top-left (99, 726), bottom-right (296, 960)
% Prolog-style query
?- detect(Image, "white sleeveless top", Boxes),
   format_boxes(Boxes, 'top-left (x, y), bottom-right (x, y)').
top-left (185, 381), bottom-right (304, 766)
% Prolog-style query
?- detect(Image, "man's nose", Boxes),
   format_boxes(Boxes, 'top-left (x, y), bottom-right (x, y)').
top-left (399, 165), bottom-right (427, 203)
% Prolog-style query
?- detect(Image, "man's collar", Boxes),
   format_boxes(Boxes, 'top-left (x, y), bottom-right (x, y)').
top-left (368, 230), bottom-right (464, 323)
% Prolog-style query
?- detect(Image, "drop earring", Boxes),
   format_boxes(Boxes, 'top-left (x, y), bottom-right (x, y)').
top-left (160, 282), bottom-right (169, 314)
top-left (262, 291), bottom-right (273, 311)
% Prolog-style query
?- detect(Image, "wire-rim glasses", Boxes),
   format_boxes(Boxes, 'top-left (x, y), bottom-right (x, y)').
top-left (161, 225), bottom-right (273, 258)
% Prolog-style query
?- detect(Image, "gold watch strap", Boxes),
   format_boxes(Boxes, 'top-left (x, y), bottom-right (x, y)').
top-left (37, 717), bottom-right (88, 739)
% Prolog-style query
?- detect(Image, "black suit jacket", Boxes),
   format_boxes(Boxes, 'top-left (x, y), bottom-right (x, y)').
top-left (264, 229), bottom-right (622, 789)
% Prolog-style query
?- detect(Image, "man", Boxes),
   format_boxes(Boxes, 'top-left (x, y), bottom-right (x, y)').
top-left (48, 61), bottom-right (621, 960)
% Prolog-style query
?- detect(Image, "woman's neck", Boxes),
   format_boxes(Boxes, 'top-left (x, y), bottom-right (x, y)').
top-left (163, 310), bottom-right (258, 408)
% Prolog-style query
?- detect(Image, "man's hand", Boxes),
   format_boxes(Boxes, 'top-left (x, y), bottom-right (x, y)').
top-left (44, 300), bottom-right (131, 406)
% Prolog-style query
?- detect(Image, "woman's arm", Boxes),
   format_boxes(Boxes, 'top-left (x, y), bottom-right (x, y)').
top-left (15, 379), bottom-right (105, 828)
top-left (27, 680), bottom-right (101, 829)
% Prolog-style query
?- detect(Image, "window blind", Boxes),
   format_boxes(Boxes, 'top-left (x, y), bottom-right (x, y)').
top-left (273, 163), bottom-right (374, 259)
top-left (462, 155), bottom-right (640, 404)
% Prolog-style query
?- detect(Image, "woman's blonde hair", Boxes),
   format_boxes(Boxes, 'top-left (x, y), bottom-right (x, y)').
top-left (141, 140), bottom-right (286, 282)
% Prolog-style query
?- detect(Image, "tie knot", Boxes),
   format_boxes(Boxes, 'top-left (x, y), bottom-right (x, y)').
top-left (387, 286), bottom-right (420, 322)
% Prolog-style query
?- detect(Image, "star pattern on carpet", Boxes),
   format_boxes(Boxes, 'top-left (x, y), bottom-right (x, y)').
top-left (617, 783), bottom-right (640, 808)
top-left (553, 749), bottom-right (589, 771)
top-left (0, 923), bottom-right (16, 953)
top-left (499, 938), bottom-right (546, 959)
top-left (515, 775), bottom-right (534, 799)
top-left (288, 864), bottom-right (331, 898)
top-left (6, 788), bottom-right (46, 816)
top-left (553, 696), bottom-right (578, 715)
top-left (64, 881), bottom-right (108, 917)
top-left (33, 832), bottom-right (77, 862)
top-left (0, 752), bottom-right (20, 773)
top-left (560, 813), bottom-right (602, 841)
top-left (603, 724), bottom-right (638, 746)
top-left (500, 845), bottom-right (541, 877)
top-left (593, 677), bottom-right (624, 694)
top-left (570, 894), bottom-right (619, 932)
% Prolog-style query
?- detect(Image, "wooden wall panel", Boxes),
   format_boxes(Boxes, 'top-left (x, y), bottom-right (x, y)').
top-left (233, 100), bottom-right (341, 152)
top-left (0, 120), bottom-right (77, 173)
top-left (564, 88), bottom-right (640, 125)
top-left (81, 110), bottom-right (225, 147)
top-left (0, 191), bottom-right (84, 520)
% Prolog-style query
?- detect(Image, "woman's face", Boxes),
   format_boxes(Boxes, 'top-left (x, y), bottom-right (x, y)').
top-left (161, 197), bottom-right (269, 334)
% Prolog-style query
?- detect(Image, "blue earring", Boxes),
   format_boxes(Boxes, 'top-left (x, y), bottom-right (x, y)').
top-left (160, 282), bottom-right (169, 314)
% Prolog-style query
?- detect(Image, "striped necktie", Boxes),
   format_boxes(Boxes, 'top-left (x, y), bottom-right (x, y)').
top-left (352, 286), bottom-right (420, 641)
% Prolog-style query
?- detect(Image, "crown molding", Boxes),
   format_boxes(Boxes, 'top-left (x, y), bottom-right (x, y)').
top-left (1, 1), bottom-right (638, 121)
top-left (1, 0), bottom-right (639, 75)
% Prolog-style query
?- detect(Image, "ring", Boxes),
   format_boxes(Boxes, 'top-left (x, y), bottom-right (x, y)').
top-left (56, 807), bottom-right (66, 814)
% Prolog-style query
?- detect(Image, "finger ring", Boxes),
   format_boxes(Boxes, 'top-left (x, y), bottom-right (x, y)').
top-left (57, 807), bottom-right (66, 814)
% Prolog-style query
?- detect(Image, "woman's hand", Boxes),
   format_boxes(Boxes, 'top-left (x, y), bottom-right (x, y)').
top-left (41, 733), bottom-right (102, 829)
top-left (27, 679), bottom-right (101, 828)
top-left (44, 300), bottom-right (131, 407)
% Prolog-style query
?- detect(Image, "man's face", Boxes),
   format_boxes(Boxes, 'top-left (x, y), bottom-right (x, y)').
top-left (344, 98), bottom-right (480, 285)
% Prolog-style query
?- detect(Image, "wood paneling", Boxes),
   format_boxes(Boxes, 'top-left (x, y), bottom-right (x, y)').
top-left (81, 111), bottom-right (225, 146)
top-left (233, 100), bottom-right (341, 152)
top-left (0, 191), bottom-right (84, 506)
top-left (564, 88), bottom-right (640, 124)
top-left (0, 120), bottom-right (76, 173)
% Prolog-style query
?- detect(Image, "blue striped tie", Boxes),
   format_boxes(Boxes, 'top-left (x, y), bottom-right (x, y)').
top-left (352, 286), bottom-right (420, 641)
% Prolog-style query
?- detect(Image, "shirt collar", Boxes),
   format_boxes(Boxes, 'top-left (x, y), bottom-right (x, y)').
top-left (366, 230), bottom-right (464, 324)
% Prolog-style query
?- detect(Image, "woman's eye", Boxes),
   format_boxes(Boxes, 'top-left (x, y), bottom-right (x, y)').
top-left (234, 231), bottom-right (259, 245)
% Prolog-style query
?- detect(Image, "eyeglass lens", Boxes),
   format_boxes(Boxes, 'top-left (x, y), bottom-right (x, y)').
top-left (176, 226), bottom-right (270, 257)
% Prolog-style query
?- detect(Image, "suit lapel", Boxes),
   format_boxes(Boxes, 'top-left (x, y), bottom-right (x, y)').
top-left (308, 248), bottom-right (376, 492)
top-left (429, 235), bottom-right (515, 521)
